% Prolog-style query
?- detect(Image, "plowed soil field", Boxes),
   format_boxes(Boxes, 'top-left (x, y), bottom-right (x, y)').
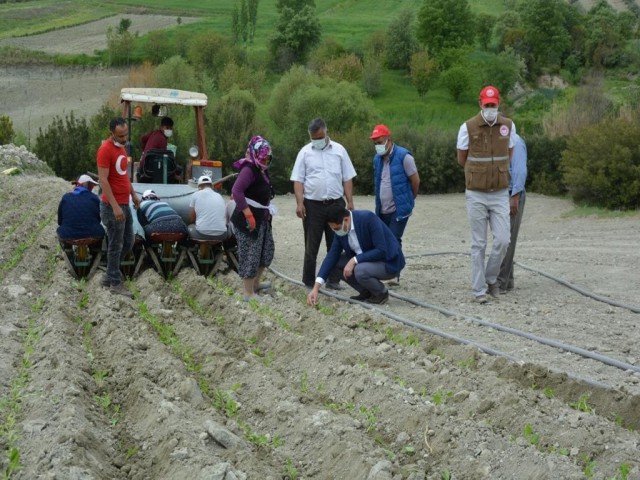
top-left (1, 164), bottom-right (640, 480)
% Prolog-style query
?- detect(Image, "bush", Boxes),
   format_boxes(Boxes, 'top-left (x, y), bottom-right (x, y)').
top-left (525, 134), bottom-right (567, 195)
top-left (0, 115), bottom-right (15, 145)
top-left (34, 112), bottom-right (92, 180)
top-left (319, 53), bottom-right (363, 83)
top-left (361, 57), bottom-right (382, 97)
top-left (410, 51), bottom-right (438, 97)
top-left (394, 126), bottom-right (463, 194)
top-left (562, 118), bottom-right (640, 209)
top-left (208, 88), bottom-right (259, 169)
top-left (217, 62), bottom-right (267, 99)
top-left (440, 65), bottom-right (472, 102)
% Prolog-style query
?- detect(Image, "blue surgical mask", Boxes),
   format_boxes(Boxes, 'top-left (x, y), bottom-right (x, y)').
top-left (333, 219), bottom-right (348, 237)
top-left (311, 138), bottom-right (326, 150)
top-left (374, 140), bottom-right (388, 155)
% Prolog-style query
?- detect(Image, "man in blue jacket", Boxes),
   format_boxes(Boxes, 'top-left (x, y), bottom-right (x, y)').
top-left (306, 204), bottom-right (405, 306)
top-left (57, 174), bottom-right (105, 242)
top-left (370, 124), bottom-right (420, 245)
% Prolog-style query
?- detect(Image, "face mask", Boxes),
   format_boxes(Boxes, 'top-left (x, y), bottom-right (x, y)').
top-left (311, 138), bottom-right (326, 150)
top-left (113, 139), bottom-right (124, 148)
top-left (164, 129), bottom-right (173, 138)
top-left (374, 140), bottom-right (387, 155)
top-left (333, 219), bottom-right (348, 237)
top-left (482, 108), bottom-right (498, 123)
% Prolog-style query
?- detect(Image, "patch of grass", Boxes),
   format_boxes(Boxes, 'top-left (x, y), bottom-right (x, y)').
top-left (456, 357), bottom-right (477, 369)
top-left (125, 446), bottom-right (139, 460)
top-left (431, 388), bottom-right (453, 406)
top-left (282, 458), bottom-right (298, 480)
top-left (384, 326), bottom-right (420, 347)
top-left (569, 393), bottom-right (593, 413)
top-left (358, 405), bottom-right (379, 433)
top-left (325, 401), bottom-right (354, 413)
top-left (93, 369), bottom-right (109, 388)
top-left (299, 370), bottom-right (309, 394)
top-left (207, 277), bottom-right (234, 296)
top-left (522, 423), bottom-right (540, 446)
top-left (581, 453), bottom-right (596, 478)
top-left (611, 463), bottom-right (630, 480)
top-left (212, 389), bottom-right (239, 418)
top-left (429, 348), bottom-right (446, 359)
top-left (561, 205), bottom-right (640, 219)
top-left (543, 387), bottom-right (555, 399)
top-left (239, 421), bottom-right (284, 449)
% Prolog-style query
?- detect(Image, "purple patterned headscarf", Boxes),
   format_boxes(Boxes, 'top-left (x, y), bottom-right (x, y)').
top-left (233, 135), bottom-right (272, 170)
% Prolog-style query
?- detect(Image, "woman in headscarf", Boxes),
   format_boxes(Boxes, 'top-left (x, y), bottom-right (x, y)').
top-left (230, 136), bottom-right (276, 302)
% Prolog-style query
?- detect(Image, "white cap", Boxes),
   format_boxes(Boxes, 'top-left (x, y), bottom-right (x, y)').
top-left (198, 175), bottom-right (212, 185)
top-left (77, 174), bottom-right (98, 185)
top-left (142, 189), bottom-right (158, 200)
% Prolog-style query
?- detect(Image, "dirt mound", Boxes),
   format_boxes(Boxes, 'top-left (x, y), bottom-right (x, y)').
top-left (1, 169), bottom-right (639, 479)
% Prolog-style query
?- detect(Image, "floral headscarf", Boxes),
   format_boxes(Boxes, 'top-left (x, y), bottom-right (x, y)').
top-left (233, 135), bottom-right (272, 171)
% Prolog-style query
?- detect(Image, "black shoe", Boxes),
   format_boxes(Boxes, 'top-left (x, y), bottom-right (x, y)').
top-left (325, 281), bottom-right (345, 291)
top-left (365, 291), bottom-right (389, 305)
top-left (350, 290), bottom-right (371, 301)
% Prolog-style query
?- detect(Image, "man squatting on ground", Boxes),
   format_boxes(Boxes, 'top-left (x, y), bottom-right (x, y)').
top-left (306, 205), bottom-right (406, 306)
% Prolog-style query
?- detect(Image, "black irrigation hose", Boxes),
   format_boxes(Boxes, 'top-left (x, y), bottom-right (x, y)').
top-left (405, 251), bottom-right (640, 314)
top-left (267, 266), bottom-right (613, 390)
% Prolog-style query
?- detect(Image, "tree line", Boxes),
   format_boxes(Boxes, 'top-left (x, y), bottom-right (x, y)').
top-left (20, 0), bottom-right (640, 209)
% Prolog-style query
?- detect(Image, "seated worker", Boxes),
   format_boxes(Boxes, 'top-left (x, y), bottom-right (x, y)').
top-left (136, 189), bottom-right (188, 243)
top-left (188, 175), bottom-right (228, 241)
top-left (138, 117), bottom-right (182, 183)
top-left (57, 174), bottom-right (105, 242)
top-left (307, 204), bottom-right (405, 306)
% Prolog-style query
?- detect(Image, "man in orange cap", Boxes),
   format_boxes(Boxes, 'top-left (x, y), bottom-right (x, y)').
top-left (369, 124), bottom-right (420, 246)
top-left (456, 85), bottom-right (517, 304)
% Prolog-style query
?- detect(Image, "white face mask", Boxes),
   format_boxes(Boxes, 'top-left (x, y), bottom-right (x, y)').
top-left (333, 219), bottom-right (349, 237)
top-left (374, 140), bottom-right (388, 155)
top-left (164, 129), bottom-right (173, 138)
top-left (311, 137), bottom-right (326, 150)
top-left (482, 108), bottom-right (498, 123)
top-left (113, 140), bottom-right (124, 148)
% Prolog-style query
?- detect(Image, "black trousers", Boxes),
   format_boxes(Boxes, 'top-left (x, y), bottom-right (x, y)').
top-left (302, 197), bottom-right (345, 286)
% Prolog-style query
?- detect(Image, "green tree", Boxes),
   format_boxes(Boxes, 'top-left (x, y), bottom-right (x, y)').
top-left (34, 112), bottom-right (91, 180)
top-left (217, 62), bottom-right (267, 99)
top-left (361, 56), bottom-right (382, 97)
top-left (385, 10), bottom-right (418, 70)
top-left (209, 88), bottom-right (259, 164)
top-left (155, 55), bottom-right (199, 91)
top-left (475, 48), bottom-right (526, 97)
top-left (519, 0), bottom-right (574, 72)
top-left (410, 51), bottom-right (438, 97)
top-left (584, 1), bottom-right (634, 68)
top-left (144, 30), bottom-right (169, 64)
top-left (106, 18), bottom-right (134, 66)
top-left (416, 0), bottom-right (474, 56)
top-left (188, 32), bottom-right (245, 79)
top-left (247, 0), bottom-right (259, 44)
top-left (475, 13), bottom-right (494, 51)
top-left (269, 3), bottom-right (321, 70)
top-left (440, 65), bottom-right (471, 102)
top-left (0, 115), bottom-right (15, 145)
top-left (266, 67), bottom-right (376, 191)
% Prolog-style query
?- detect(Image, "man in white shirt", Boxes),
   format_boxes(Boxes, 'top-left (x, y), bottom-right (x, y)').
top-left (188, 175), bottom-right (228, 241)
top-left (290, 118), bottom-right (357, 289)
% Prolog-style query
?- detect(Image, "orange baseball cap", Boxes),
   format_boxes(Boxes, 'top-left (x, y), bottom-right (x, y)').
top-left (479, 86), bottom-right (500, 106)
top-left (369, 124), bottom-right (391, 139)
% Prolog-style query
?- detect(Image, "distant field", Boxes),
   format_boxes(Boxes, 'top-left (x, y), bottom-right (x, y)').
top-left (0, 14), bottom-right (199, 55)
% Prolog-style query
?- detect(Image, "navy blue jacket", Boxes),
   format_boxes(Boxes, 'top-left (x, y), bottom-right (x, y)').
top-left (317, 210), bottom-right (405, 281)
top-left (57, 187), bottom-right (104, 240)
top-left (374, 144), bottom-right (415, 220)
